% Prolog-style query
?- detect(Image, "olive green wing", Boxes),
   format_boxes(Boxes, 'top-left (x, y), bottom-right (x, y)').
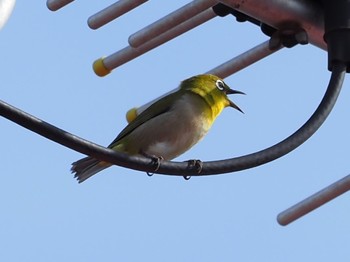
top-left (108, 90), bottom-right (183, 148)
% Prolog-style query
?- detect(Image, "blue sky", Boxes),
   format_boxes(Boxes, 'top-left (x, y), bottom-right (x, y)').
top-left (1, 1), bottom-right (350, 261)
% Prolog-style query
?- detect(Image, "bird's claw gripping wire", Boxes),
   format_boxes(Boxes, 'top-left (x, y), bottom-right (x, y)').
top-left (145, 155), bottom-right (164, 177)
top-left (187, 159), bottom-right (203, 172)
top-left (183, 159), bottom-right (203, 180)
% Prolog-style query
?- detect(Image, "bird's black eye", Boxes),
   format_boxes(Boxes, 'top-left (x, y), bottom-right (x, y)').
top-left (216, 79), bottom-right (225, 91)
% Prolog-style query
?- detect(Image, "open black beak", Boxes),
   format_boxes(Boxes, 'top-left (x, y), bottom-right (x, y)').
top-left (225, 88), bottom-right (245, 113)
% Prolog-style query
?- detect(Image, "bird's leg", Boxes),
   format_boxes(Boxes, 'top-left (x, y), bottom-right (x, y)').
top-left (140, 151), bottom-right (164, 176)
top-left (183, 159), bottom-right (203, 180)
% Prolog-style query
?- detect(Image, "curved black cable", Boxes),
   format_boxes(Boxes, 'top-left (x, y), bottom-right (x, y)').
top-left (0, 62), bottom-right (346, 177)
top-left (199, 62), bottom-right (346, 175)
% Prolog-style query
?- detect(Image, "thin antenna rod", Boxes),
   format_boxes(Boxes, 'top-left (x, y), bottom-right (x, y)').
top-left (93, 8), bottom-right (217, 77)
top-left (128, 0), bottom-right (217, 48)
top-left (46, 0), bottom-right (74, 11)
top-left (126, 40), bottom-right (282, 120)
top-left (88, 0), bottom-right (148, 29)
top-left (278, 174), bottom-right (350, 226)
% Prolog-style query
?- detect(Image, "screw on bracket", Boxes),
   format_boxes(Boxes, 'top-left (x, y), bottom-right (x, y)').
top-left (269, 23), bottom-right (309, 50)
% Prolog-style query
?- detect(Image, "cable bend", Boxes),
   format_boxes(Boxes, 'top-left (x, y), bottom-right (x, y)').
top-left (199, 62), bottom-right (346, 175)
top-left (0, 63), bottom-right (346, 176)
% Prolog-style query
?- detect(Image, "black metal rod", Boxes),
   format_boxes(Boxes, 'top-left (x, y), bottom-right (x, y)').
top-left (0, 63), bottom-right (346, 176)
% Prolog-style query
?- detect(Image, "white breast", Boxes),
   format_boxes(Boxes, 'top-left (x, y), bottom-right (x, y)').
top-left (145, 94), bottom-right (211, 160)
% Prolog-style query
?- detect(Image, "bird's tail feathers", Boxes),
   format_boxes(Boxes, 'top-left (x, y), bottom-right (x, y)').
top-left (71, 156), bottom-right (111, 183)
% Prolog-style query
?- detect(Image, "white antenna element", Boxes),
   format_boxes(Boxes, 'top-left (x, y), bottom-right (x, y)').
top-left (125, 41), bottom-right (282, 123)
top-left (46, 0), bottom-right (74, 11)
top-left (128, 0), bottom-right (218, 48)
top-left (93, 8), bottom-right (216, 77)
top-left (206, 41), bottom-right (282, 79)
top-left (278, 175), bottom-right (350, 226)
top-left (88, 0), bottom-right (148, 30)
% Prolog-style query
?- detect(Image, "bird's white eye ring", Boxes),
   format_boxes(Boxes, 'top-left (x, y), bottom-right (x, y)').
top-left (216, 80), bottom-right (225, 91)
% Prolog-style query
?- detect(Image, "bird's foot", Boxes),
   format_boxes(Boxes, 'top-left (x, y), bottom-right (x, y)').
top-left (141, 152), bottom-right (164, 177)
top-left (187, 159), bottom-right (203, 172)
top-left (183, 159), bottom-right (203, 180)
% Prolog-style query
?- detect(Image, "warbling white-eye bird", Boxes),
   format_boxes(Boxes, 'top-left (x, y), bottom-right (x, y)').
top-left (71, 74), bottom-right (244, 182)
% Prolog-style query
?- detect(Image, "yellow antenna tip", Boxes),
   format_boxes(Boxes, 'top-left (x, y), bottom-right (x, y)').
top-left (126, 107), bottom-right (138, 123)
top-left (93, 57), bottom-right (111, 77)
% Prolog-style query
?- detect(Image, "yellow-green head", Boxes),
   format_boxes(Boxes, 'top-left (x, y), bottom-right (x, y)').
top-left (180, 74), bottom-right (244, 119)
